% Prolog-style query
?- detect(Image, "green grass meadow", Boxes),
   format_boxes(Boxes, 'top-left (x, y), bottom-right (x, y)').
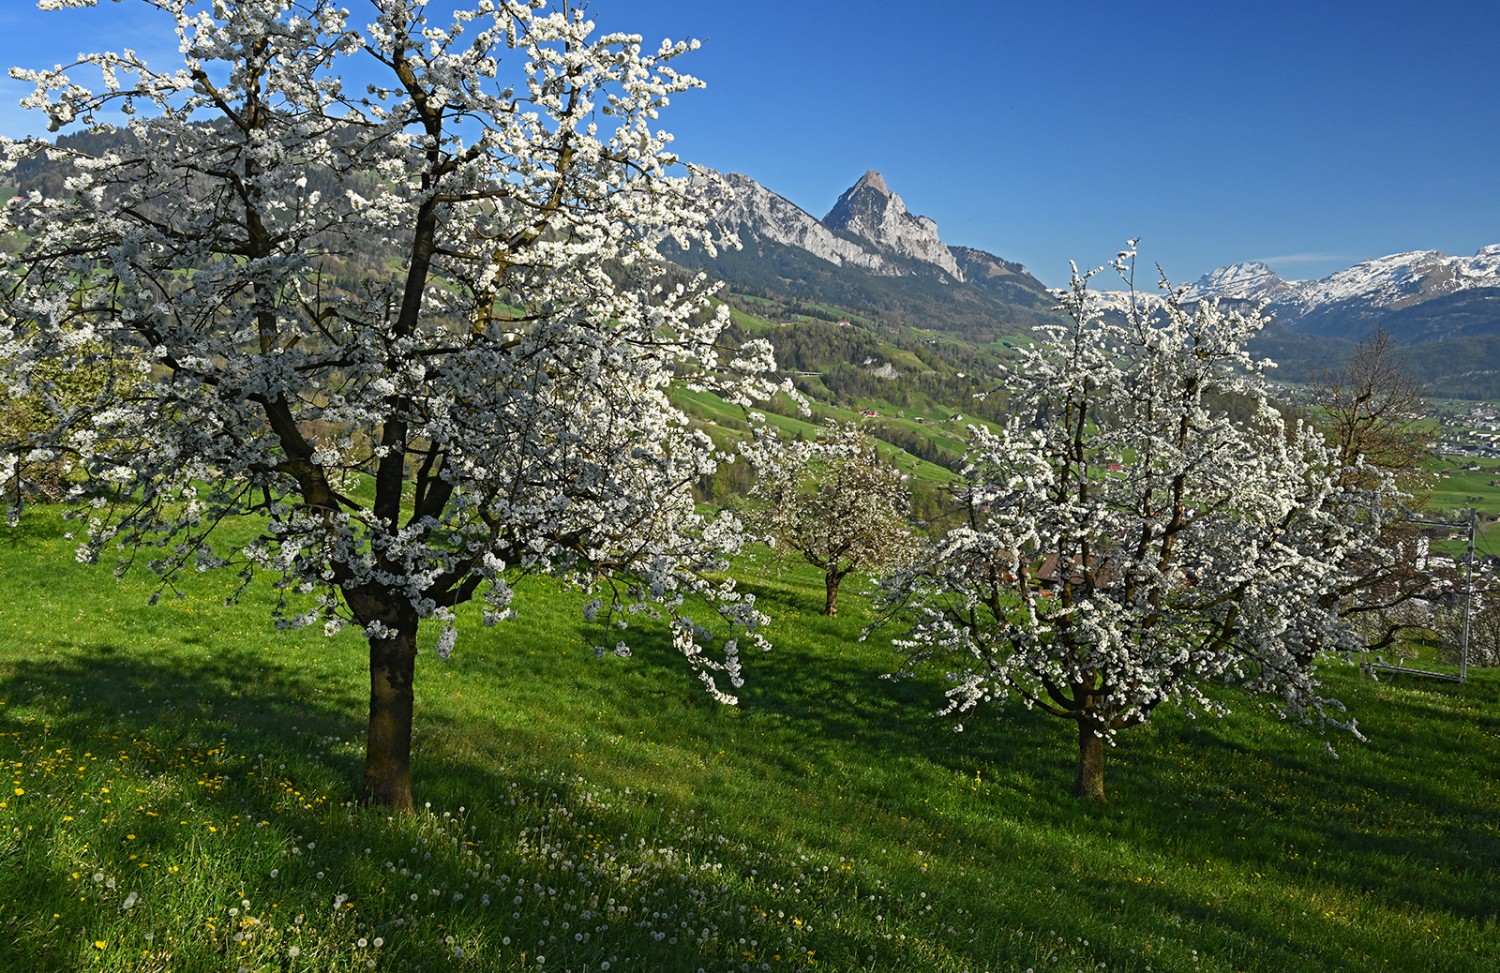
top-left (1, 507), bottom-right (1497, 972)
top-left (1427, 456), bottom-right (1500, 556)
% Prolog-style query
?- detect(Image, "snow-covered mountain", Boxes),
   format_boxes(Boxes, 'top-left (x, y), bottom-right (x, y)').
top-left (1187, 246), bottom-right (1500, 343)
top-left (1183, 261), bottom-right (1301, 303)
top-left (1287, 245), bottom-right (1500, 313)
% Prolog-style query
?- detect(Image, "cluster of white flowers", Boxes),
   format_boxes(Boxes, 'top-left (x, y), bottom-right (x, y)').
top-left (0, 1), bottom-right (792, 801)
top-left (882, 244), bottom-right (1392, 796)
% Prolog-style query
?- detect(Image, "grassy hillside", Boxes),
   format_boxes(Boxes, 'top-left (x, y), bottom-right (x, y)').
top-left (1, 507), bottom-right (1497, 972)
top-left (682, 296), bottom-right (1016, 485)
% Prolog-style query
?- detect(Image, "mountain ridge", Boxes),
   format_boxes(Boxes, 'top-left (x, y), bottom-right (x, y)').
top-left (686, 167), bottom-right (1500, 396)
top-left (1184, 246), bottom-right (1500, 345)
top-left (684, 168), bottom-right (1056, 340)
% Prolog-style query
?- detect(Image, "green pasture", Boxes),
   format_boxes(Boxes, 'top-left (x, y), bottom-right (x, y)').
top-left (0, 507), bottom-right (1496, 972)
top-left (671, 386), bottom-right (962, 486)
top-left (1427, 457), bottom-right (1500, 555)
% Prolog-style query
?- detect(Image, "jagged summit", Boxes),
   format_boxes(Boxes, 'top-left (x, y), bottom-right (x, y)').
top-left (674, 167), bottom-right (1054, 340)
top-left (823, 170), bottom-right (962, 280)
top-left (704, 171), bottom-right (894, 273)
top-left (852, 169), bottom-right (889, 195)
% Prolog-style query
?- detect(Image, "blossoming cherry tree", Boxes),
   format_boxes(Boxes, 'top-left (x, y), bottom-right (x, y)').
top-left (0, 0), bottom-right (782, 809)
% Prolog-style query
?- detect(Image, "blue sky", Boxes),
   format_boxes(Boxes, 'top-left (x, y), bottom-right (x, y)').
top-left (1, 0), bottom-right (1496, 288)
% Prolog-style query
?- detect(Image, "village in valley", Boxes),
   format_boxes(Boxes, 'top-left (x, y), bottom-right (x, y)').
top-left (1432, 401), bottom-right (1500, 458)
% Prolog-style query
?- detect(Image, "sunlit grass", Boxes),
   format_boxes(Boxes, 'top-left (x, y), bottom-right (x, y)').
top-left (1, 506), bottom-right (1497, 971)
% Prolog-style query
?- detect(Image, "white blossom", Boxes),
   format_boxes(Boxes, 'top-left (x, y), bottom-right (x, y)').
top-left (1, 0), bottom-right (788, 807)
top-left (880, 244), bottom-right (1391, 801)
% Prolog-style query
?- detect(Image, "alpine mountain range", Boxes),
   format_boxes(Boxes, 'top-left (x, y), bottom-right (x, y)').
top-left (678, 168), bottom-right (1500, 392)
top-left (15, 130), bottom-right (1494, 391)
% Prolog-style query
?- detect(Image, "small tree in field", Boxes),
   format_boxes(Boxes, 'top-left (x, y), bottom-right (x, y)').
top-left (744, 421), bottom-right (918, 616)
top-left (1313, 329), bottom-right (1431, 489)
top-left (0, 0), bottom-right (783, 810)
top-left (882, 247), bottom-right (1390, 802)
top-left (1311, 329), bottom-right (1438, 651)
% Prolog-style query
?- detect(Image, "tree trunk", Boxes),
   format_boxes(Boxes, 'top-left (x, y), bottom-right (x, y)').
top-left (1073, 720), bottom-right (1107, 803)
top-left (352, 594), bottom-right (420, 811)
top-left (824, 569), bottom-right (846, 616)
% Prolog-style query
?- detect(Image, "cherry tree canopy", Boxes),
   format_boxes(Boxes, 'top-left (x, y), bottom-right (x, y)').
top-left (0, 0), bottom-right (782, 808)
top-left (882, 248), bottom-right (1393, 802)
top-left (742, 420), bottom-right (919, 616)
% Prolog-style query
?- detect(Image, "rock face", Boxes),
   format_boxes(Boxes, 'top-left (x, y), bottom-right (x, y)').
top-left (702, 168), bottom-right (994, 285)
top-left (822, 170), bottom-right (963, 281)
top-left (705, 172), bottom-right (898, 274)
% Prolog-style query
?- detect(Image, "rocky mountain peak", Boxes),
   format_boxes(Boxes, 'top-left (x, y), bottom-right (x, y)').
top-left (853, 169), bottom-right (889, 195)
top-left (686, 168), bottom-right (1051, 312)
top-left (703, 171), bottom-right (895, 275)
top-left (823, 170), bottom-right (962, 281)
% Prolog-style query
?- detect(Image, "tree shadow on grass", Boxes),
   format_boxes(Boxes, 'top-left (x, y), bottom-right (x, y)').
top-left (1108, 696), bottom-right (1500, 927)
top-left (560, 592), bottom-right (1069, 792)
top-left (1, 640), bottom-right (361, 750)
top-left (0, 641), bottom-right (1033, 973)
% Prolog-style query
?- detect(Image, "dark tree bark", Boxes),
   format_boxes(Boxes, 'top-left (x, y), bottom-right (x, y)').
top-left (823, 568), bottom-right (850, 616)
top-left (349, 591), bottom-right (420, 810)
top-left (1073, 720), bottom-right (1107, 803)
